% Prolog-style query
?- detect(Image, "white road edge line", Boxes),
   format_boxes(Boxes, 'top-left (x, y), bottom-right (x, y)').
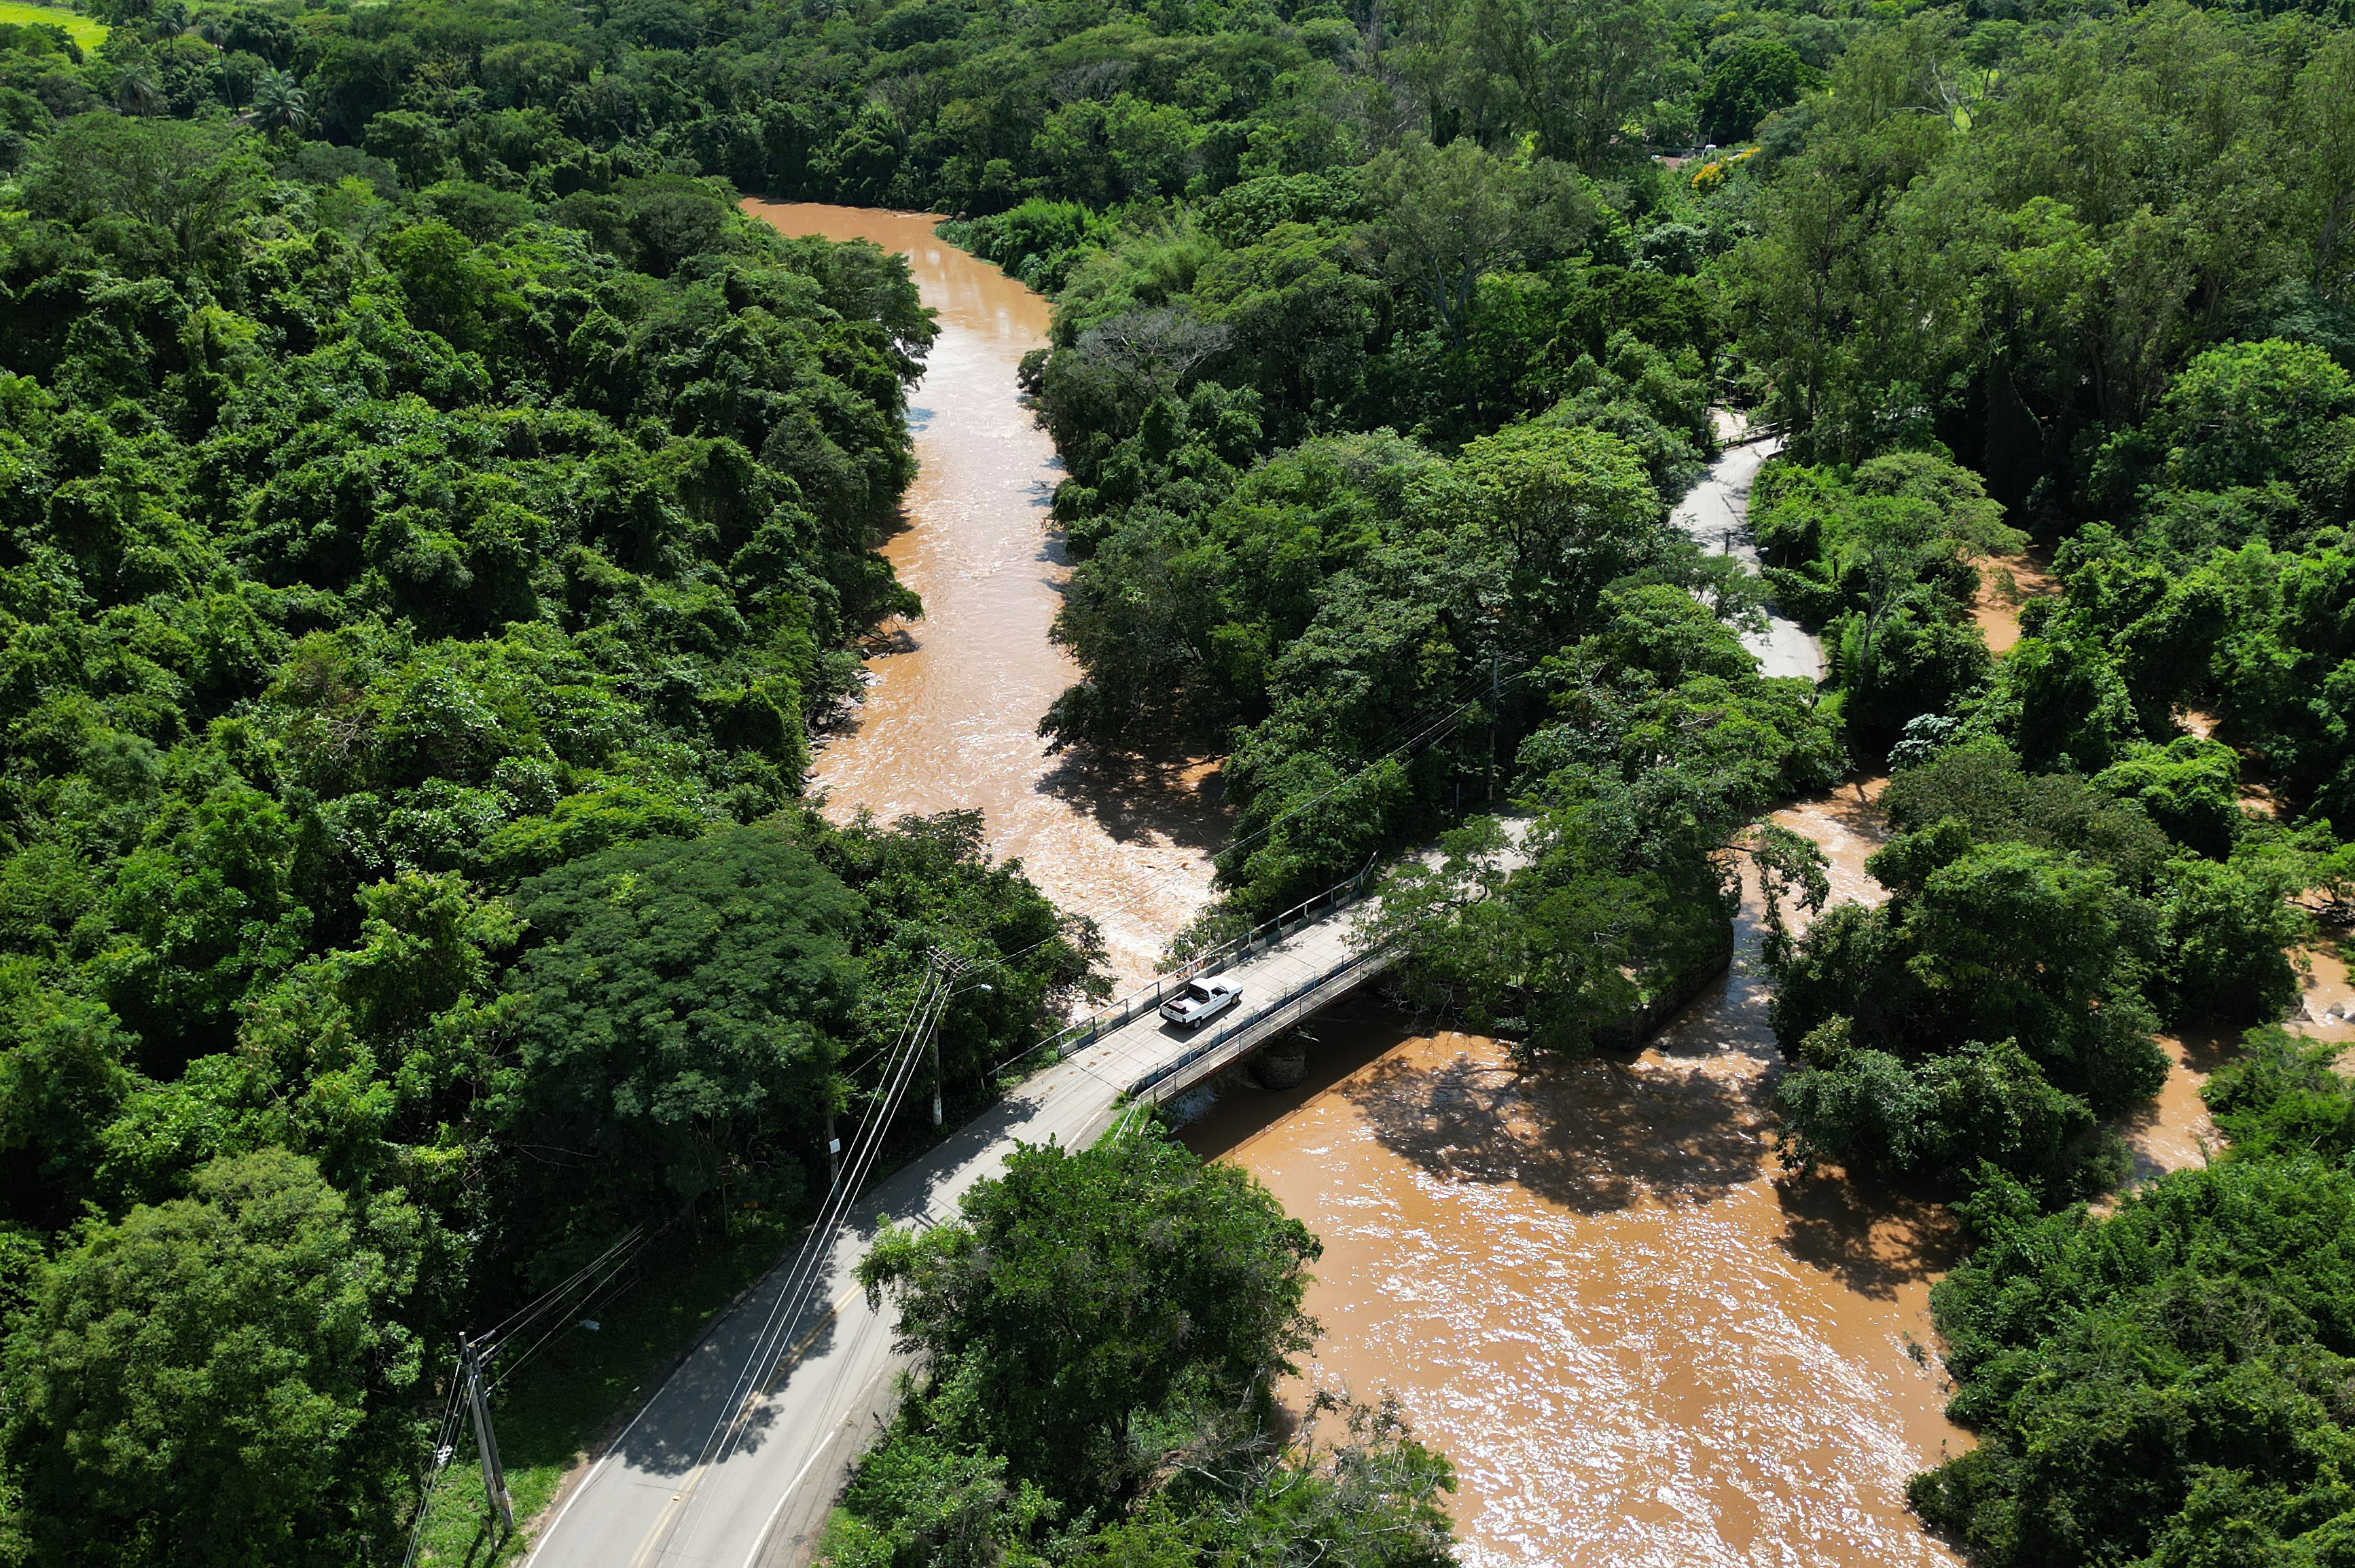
top-left (522, 1269), bottom-right (787, 1568)
top-left (738, 1429), bottom-right (839, 1568)
top-left (520, 1375), bottom-right (663, 1568)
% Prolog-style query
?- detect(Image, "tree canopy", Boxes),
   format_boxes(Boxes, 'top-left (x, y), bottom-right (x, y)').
top-left (840, 1131), bottom-right (1456, 1566)
top-left (4, 0), bottom-right (2355, 1556)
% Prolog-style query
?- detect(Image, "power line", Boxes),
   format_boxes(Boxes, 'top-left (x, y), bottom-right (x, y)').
top-left (667, 964), bottom-right (942, 1553)
top-left (724, 962), bottom-right (949, 1446)
top-left (1221, 663), bottom-right (1536, 859)
top-left (398, 1358), bottom-right (472, 1568)
top-left (969, 659), bottom-right (1539, 989)
top-left (473, 1226), bottom-right (647, 1351)
top-left (643, 954), bottom-right (954, 1566)
top-left (486, 1238), bottom-right (648, 1397)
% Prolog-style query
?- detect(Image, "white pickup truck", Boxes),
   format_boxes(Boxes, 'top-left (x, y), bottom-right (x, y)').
top-left (1159, 977), bottom-right (1240, 1029)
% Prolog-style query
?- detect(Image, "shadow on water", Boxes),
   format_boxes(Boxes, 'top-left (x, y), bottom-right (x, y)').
top-left (1191, 830), bottom-right (1958, 1287)
top-left (1337, 1041), bottom-right (1766, 1215)
top-left (1773, 1167), bottom-right (1959, 1302)
top-left (1191, 978), bottom-right (1771, 1216)
top-left (1036, 746), bottom-right (1229, 855)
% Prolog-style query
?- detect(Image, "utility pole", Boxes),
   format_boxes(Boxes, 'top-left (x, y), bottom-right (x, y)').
top-left (920, 948), bottom-right (989, 1125)
top-left (459, 1335), bottom-right (514, 1533)
top-left (1487, 652), bottom-right (1501, 802)
top-left (925, 949), bottom-right (958, 1126)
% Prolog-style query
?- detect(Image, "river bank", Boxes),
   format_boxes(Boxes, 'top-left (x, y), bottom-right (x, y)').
top-left (732, 206), bottom-right (2243, 1567)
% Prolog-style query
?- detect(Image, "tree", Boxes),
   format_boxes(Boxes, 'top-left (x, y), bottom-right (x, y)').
top-left (2204, 1027), bottom-right (2355, 1167)
top-left (2156, 857), bottom-right (2309, 1025)
top-left (1697, 37), bottom-right (1818, 145)
top-left (1355, 138), bottom-right (1589, 350)
top-left (2093, 737), bottom-right (2242, 860)
top-left (2298, 32), bottom-right (2355, 306)
top-left (249, 69), bottom-right (310, 136)
top-left (2145, 338), bottom-right (2355, 500)
top-left (1515, 0), bottom-right (1675, 172)
top-left (2, 1150), bottom-right (419, 1568)
top-left (859, 1133), bottom-right (1320, 1506)
top-left (1372, 583), bottom-right (1841, 1055)
top-left (0, 974), bottom-right (137, 1227)
top-left (1770, 750), bottom-right (2178, 1197)
top-left (360, 108), bottom-right (450, 189)
top-left (1418, 421), bottom-right (1661, 649)
top-left (500, 824), bottom-right (862, 1216)
top-left (22, 115), bottom-right (268, 269)
top-left (1910, 1157), bottom-right (2355, 1568)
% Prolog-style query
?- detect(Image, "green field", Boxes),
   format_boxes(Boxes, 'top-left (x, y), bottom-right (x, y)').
top-left (0, 0), bottom-right (105, 48)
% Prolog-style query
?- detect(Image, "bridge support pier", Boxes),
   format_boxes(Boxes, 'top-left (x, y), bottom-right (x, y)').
top-left (1250, 1038), bottom-right (1308, 1091)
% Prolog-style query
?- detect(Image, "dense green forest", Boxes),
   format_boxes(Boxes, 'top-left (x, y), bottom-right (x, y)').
top-left (1, 0), bottom-right (2353, 1556)
top-left (0, 3), bottom-right (1132, 1560)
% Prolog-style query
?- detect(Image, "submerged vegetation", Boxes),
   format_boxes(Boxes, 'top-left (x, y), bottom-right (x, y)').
top-left (0, 0), bottom-right (2351, 1556)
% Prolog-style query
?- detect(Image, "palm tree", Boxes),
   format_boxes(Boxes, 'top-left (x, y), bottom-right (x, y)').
top-left (191, 15), bottom-right (242, 107)
top-left (251, 69), bottom-right (311, 136)
top-left (113, 68), bottom-right (165, 115)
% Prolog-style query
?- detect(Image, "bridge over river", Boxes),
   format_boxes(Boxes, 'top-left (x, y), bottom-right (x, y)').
top-left (524, 862), bottom-right (1410, 1568)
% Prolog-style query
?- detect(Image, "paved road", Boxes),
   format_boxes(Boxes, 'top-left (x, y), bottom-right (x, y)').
top-left (522, 899), bottom-right (1378, 1568)
top-left (518, 422), bottom-right (1787, 1568)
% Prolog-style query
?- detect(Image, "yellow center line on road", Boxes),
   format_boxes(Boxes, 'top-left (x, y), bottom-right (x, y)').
top-left (618, 1282), bottom-right (863, 1568)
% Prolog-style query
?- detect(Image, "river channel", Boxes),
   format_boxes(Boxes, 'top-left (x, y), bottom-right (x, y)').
top-left (744, 202), bottom-right (1221, 987)
top-left (1181, 796), bottom-right (1971, 1567)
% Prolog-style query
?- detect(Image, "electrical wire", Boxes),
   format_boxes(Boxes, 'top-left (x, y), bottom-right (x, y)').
top-left (605, 670), bottom-right (1552, 1563)
top-left (975, 661), bottom-right (1539, 988)
top-left (398, 1360), bottom-right (472, 1568)
top-left (486, 1235), bottom-right (649, 1397)
top-left (647, 963), bottom-right (950, 1565)
top-left (980, 666), bottom-right (1541, 1075)
top-left (658, 1032), bottom-right (937, 1561)
top-left (601, 664), bottom-right (1541, 1558)
top-left (471, 1225), bottom-right (646, 1351)
top-left (720, 977), bottom-right (941, 1463)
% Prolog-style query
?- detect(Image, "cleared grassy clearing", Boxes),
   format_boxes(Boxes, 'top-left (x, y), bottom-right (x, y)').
top-left (0, 1), bottom-right (105, 48)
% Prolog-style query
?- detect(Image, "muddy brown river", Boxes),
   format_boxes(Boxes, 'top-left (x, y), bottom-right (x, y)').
top-left (744, 202), bottom-right (1220, 986)
top-left (744, 204), bottom-right (2235, 1565)
top-left (1184, 792), bottom-right (1976, 1567)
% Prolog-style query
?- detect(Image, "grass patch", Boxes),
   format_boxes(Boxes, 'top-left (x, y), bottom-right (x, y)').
top-left (0, 1), bottom-right (105, 49)
top-left (409, 1214), bottom-right (802, 1568)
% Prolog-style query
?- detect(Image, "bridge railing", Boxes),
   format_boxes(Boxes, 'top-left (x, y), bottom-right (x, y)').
top-left (1124, 941), bottom-right (1396, 1105)
top-left (997, 856), bottom-right (1384, 1074)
